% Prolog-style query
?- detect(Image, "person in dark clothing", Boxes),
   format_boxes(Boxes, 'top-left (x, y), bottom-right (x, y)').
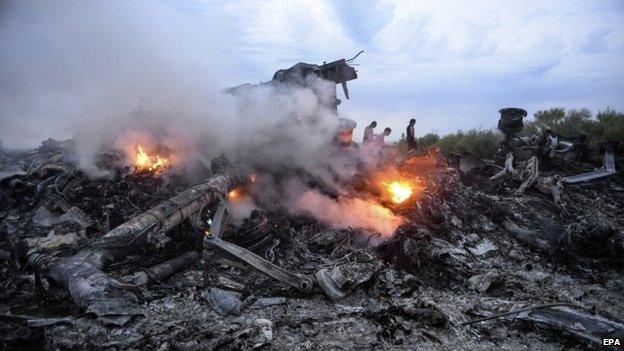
top-left (406, 118), bottom-right (417, 150)
top-left (363, 121), bottom-right (377, 144)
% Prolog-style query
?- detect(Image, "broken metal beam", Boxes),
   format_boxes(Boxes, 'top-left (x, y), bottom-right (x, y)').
top-left (123, 251), bottom-right (200, 286)
top-left (28, 160), bottom-right (248, 315)
top-left (204, 201), bottom-right (315, 293)
top-left (489, 153), bottom-right (515, 180)
top-left (563, 146), bottom-right (617, 184)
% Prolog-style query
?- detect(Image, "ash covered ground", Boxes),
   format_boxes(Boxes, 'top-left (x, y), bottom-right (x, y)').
top-left (1, 136), bottom-right (623, 350)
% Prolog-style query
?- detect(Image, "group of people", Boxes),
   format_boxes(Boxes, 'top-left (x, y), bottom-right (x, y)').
top-left (358, 118), bottom-right (417, 163)
top-left (362, 118), bottom-right (417, 151)
top-left (362, 121), bottom-right (389, 146)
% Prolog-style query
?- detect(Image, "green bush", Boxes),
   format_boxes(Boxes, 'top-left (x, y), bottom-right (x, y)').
top-left (437, 129), bottom-right (501, 159)
top-left (393, 107), bottom-right (622, 158)
top-left (596, 108), bottom-right (624, 143)
top-left (524, 107), bottom-right (624, 146)
top-left (416, 133), bottom-right (440, 149)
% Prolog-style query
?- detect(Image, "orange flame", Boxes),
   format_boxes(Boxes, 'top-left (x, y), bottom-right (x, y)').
top-left (135, 145), bottom-right (169, 171)
top-left (228, 187), bottom-right (241, 200)
top-left (382, 180), bottom-right (414, 203)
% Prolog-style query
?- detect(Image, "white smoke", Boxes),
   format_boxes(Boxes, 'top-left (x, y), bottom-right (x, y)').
top-left (295, 189), bottom-right (404, 236)
top-left (0, 0), bottom-right (233, 149)
top-left (0, 1), bottom-right (404, 236)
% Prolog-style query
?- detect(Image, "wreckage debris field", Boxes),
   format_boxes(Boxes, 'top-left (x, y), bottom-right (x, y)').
top-left (1, 138), bottom-right (623, 350)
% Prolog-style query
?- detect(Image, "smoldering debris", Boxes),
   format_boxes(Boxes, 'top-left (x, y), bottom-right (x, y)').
top-left (1, 65), bottom-right (624, 351)
top-left (2, 136), bottom-right (623, 350)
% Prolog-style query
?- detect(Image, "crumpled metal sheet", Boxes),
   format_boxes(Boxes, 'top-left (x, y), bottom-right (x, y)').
top-left (516, 306), bottom-right (624, 346)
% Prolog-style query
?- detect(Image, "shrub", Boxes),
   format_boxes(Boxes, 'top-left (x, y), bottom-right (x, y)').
top-left (437, 129), bottom-right (500, 159)
top-left (596, 108), bottom-right (624, 143)
top-left (416, 133), bottom-right (440, 150)
top-left (525, 107), bottom-right (624, 146)
top-left (393, 107), bottom-right (622, 158)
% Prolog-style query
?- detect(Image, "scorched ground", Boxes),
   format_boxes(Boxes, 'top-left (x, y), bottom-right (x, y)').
top-left (1, 137), bottom-right (623, 350)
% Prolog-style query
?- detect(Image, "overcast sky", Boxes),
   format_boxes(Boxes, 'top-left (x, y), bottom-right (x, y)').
top-left (1, 0), bottom-right (623, 147)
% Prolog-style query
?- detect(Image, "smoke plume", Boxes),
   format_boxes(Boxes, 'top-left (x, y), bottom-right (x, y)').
top-left (0, 1), bottom-right (403, 236)
top-left (295, 189), bottom-right (404, 236)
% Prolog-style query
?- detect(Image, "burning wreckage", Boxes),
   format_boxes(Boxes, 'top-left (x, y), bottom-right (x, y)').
top-left (1, 56), bottom-right (623, 350)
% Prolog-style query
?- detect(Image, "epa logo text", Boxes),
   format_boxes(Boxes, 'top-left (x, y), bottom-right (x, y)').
top-left (603, 338), bottom-right (621, 346)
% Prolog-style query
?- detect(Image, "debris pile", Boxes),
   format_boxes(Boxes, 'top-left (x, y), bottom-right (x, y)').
top-left (1, 130), bottom-right (622, 350)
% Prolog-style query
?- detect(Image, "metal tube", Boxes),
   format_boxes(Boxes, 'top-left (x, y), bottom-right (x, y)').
top-left (31, 163), bottom-right (247, 313)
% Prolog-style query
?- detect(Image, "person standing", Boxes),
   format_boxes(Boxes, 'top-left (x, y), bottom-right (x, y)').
top-left (374, 127), bottom-right (392, 145)
top-left (363, 121), bottom-right (377, 144)
top-left (406, 118), bottom-right (417, 151)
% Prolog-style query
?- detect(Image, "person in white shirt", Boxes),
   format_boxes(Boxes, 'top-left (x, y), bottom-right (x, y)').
top-left (362, 121), bottom-right (377, 144)
top-left (374, 127), bottom-right (392, 145)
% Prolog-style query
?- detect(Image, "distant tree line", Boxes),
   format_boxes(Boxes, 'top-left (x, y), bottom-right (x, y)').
top-left (523, 107), bottom-right (624, 146)
top-left (398, 107), bottom-right (624, 159)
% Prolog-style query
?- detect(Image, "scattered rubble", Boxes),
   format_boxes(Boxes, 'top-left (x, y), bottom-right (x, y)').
top-left (1, 92), bottom-right (623, 350)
